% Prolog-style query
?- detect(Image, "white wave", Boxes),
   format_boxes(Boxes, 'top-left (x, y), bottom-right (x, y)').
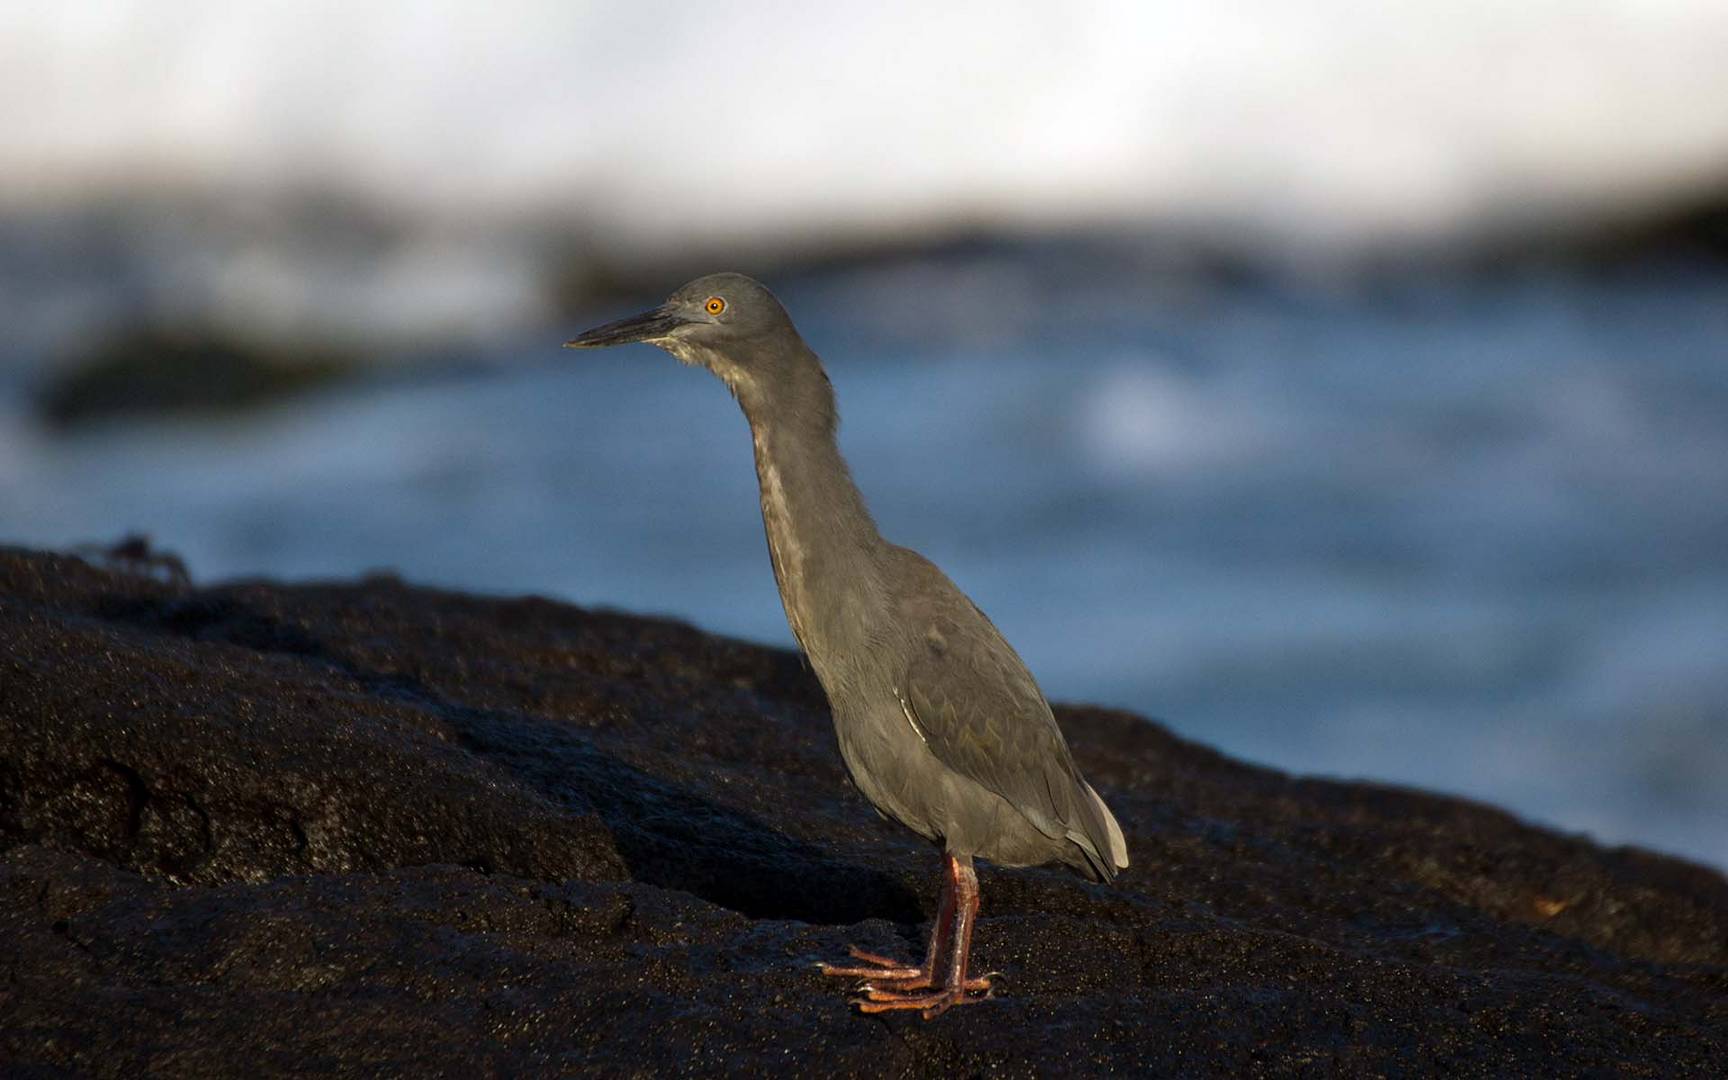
top-left (3, 2), bottom-right (1728, 247)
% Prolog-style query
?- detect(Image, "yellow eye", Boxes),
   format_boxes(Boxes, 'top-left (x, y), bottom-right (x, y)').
top-left (704, 296), bottom-right (726, 316)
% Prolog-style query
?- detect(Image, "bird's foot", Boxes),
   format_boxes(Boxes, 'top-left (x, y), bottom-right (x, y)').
top-left (820, 946), bottom-right (993, 995)
top-left (819, 946), bottom-right (929, 985)
top-left (854, 983), bottom-right (993, 1020)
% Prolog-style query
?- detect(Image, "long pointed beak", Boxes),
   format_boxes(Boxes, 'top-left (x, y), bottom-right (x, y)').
top-left (563, 306), bottom-right (685, 349)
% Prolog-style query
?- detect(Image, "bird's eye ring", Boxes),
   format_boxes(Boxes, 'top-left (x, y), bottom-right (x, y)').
top-left (705, 297), bottom-right (726, 316)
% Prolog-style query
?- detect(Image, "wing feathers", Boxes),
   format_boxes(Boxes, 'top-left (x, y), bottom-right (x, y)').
top-left (889, 548), bottom-right (1129, 880)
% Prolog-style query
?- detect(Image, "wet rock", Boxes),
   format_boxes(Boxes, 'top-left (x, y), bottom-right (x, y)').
top-left (1, 544), bottom-right (1723, 1075)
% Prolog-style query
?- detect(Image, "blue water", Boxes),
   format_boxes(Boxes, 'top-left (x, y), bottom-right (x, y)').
top-left (3, 256), bottom-right (1725, 869)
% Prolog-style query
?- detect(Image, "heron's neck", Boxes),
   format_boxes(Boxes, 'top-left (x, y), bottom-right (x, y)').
top-left (736, 351), bottom-right (887, 665)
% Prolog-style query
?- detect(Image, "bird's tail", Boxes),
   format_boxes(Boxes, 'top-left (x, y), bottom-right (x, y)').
top-left (1068, 780), bottom-right (1130, 883)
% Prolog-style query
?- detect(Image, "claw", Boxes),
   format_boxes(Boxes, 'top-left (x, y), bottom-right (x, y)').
top-left (822, 854), bottom-right (992, 1020)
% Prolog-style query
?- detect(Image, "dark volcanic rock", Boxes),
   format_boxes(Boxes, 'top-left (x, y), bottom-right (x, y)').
top-left (1, 545), bottom-right (1723, 1076)
top-left (36, 327), bottom-right (359, 428)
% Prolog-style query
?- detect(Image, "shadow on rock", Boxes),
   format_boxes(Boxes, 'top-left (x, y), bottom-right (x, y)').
top-left (83, 581), bottom-right (922, 926)
top-left (3, 544), bottom-right (1726, 1076)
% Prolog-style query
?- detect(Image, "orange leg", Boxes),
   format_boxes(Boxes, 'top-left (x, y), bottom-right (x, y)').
top-left (818, 856), bottom-right (955, 986)
top-left (821, 854), bottom-right (993, 1018)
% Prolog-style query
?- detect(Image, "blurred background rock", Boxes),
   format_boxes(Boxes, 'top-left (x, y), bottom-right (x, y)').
top-left (1, 1), bottom-right (1724, 868)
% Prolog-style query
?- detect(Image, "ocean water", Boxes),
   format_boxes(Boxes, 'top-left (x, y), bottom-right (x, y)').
top-left (3, 256), bottom-right (1725, 870)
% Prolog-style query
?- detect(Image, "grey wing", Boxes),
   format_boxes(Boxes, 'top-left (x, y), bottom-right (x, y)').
top-left (898, 588), bottom-right (1127, 880)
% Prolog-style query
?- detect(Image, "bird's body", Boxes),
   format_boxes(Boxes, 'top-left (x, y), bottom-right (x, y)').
top-left (744, 373), bottom-right (1125, 882)
top-left (566, 273), bottom-right (1127, 1017)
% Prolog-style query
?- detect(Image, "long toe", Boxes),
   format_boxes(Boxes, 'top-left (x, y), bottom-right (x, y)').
top-left (844, 947), bottom-right (909, 968)
top-left (861, 973), bottom-right (991, 998)
top-left (853, 985), bottom-right (992, 1020)
top-left (819, 961), bottom-right (926, 983)
top-left (819, 945), bottom-right (927, 984)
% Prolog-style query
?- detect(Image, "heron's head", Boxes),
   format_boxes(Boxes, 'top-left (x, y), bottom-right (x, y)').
top-left (563, 272), bottom-right (799, 390)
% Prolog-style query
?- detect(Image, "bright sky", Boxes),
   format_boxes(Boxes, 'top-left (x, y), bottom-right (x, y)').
top-left (3, 1), bottom-right (1728, 246)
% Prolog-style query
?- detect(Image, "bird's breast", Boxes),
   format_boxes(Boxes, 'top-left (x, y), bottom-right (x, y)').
top-left (753, 450), bottom-right (814, 654)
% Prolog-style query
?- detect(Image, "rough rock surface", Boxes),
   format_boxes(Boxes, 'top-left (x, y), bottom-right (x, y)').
top-left (1, 544), bottom-right (1724, 1076)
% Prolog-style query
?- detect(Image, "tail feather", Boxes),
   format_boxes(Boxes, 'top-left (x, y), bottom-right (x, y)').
top-left (1085, 781), bottom-right (1130, 871)
top-left (1066, 780), bottom-right (1130, 883)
